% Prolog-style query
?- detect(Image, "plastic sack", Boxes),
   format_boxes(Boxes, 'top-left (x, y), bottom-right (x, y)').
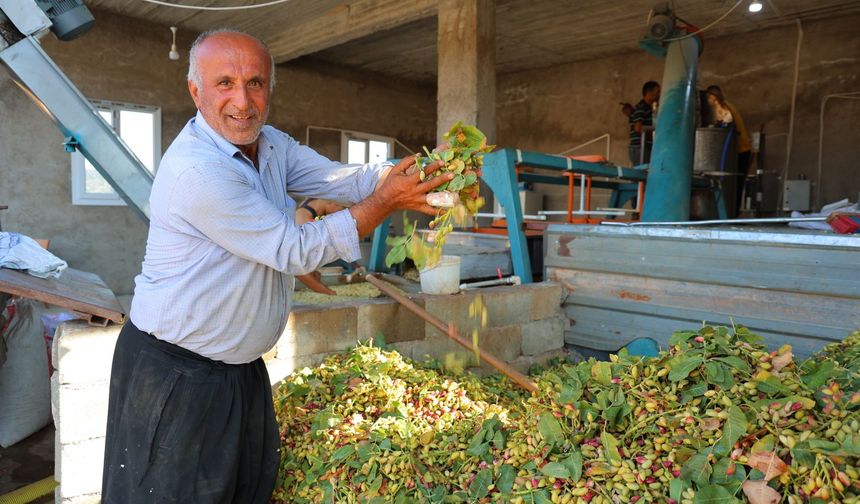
top-left (0, 297), bottom-right (51, 447)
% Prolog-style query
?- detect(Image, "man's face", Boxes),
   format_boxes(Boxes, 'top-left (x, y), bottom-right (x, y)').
top-left (649, 86), bottom-right (661, 104)
top-left (188, 33), bottom-right (272, 147)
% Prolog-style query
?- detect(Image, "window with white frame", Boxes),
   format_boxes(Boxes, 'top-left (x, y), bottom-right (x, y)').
top-left (71, 100), bottom-right (161, 206)
top-left (340, 131), bottom-right (394, 165)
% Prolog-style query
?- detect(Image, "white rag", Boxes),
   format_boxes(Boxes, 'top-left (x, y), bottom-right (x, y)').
top-left (788, 199), bottom-right (858, 231)
top-left (0, 232), bottom-right (67, 279)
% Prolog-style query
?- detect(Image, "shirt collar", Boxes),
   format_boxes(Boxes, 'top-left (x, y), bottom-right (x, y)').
top-left (192, 111), bottom-right (242, 158)
top-left (191, 111), bottom-right (273, 169)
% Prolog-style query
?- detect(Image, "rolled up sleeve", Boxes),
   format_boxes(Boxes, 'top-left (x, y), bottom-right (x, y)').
top-left (281, 133), bottom-right (391, 205)
top-left (168, 163), bottom-right (357, 275)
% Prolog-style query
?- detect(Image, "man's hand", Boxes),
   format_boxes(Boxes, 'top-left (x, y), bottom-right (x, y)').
top-left (348, 154), bottom-right (452, 237)
top-left (374, 154), bottom-right (452, 215)
top-left (296, 271), bottom-right (337, 295)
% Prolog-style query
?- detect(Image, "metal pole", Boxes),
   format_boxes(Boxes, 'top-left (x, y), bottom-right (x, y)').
top-left (602, 216), bottom-right (826, 227)
top-left (641, 35), bottom-right (702, 222)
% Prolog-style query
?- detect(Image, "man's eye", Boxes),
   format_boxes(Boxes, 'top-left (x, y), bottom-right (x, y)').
top-left (249, 80), bottom-right (263, 88)
top-left (218, 80), bottom-right (231, 86)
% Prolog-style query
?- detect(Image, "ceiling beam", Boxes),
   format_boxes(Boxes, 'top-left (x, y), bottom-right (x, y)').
top-left (267, 0), bottom-right (437, 64)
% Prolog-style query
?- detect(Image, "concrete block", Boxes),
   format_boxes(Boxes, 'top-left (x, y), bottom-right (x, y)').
top-left (422, 293), bottom-right (481, 340)
top-left (411, 334), bottom-right (473, 367)
top-left (56, 437), bottom-right (105, 499)
top-left (521, 316), bottom-right (567, 356)
top-left (357, 300), bottom-right (426, 344)
top-left (509, 348), bottom-right (570, 375)
top-left (54, 321), bottom-right (120, 386)
top-left (51, 372), bottom-right (59, 428)
top-left (57, 493), bottom-right (102, 504)
top-left (467, 325), bottom-right (524, 374)
top-left (410, 323), bottom-right (519, 367)
top-left (483, 286), bottom-right (533, 327)
top-left (277, 305), bottom-right (357, 359)
top-left (530, 282), bottom-right (563, 320)
top-left (56, 381), bottom-right (109, 445)
top-left (477, 324), bottom-right (522, 363)
top-left (389, 341), bottom-right (416, 362)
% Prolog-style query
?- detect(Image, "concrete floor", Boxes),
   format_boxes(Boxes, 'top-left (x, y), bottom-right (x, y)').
top-left (0, 425), bottom-right (55, 503)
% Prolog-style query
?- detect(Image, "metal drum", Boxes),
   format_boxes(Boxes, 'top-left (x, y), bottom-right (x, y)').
top-left (694, 127), bottom-right (737, 217)
top-left (693, 127), bottom-right (734, 173)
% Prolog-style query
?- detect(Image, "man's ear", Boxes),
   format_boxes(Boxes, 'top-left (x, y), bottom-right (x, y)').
top-left (188, 80), bottom-right (201, 108)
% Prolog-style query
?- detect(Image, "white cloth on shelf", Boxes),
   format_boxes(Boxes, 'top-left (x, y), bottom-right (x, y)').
top-left (788, 199), bottom-right (858, 231)
top-left (0, 232), bottom-right (67, 278)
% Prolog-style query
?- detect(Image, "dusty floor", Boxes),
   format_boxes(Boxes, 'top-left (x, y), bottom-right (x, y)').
top-left (0, 424), bottom-right (55, 503)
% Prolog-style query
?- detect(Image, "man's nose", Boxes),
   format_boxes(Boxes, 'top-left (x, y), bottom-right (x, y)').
top-left (232, 85), bottom-right (251, 109)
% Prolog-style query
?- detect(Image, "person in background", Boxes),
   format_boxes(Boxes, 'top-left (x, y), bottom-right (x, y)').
top-left (706, 85), bottom-right (752, 212)
top-left (628, 81), bottom-right (661, 166)
top-left (620, 101), bottom-right (634, 118)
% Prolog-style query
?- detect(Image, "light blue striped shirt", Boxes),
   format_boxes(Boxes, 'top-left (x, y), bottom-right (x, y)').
top-left (129, 112), bottom-right (390, 363)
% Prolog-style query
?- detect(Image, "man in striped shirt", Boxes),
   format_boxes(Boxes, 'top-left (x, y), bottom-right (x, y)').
top-left (628, 81), bottom-right (661, 166)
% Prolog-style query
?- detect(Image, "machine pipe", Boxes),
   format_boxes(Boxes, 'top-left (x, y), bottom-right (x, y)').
top-left (641, 35), bottom-right (702, 222)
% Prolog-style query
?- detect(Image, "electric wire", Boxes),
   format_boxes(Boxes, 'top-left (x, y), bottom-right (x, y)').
top-left (139, 0), bottom-right (292, 11)
top-left (663, 0), bottom-right (745, 41)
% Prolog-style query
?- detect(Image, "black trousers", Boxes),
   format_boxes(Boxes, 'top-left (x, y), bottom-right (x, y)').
top-left (101, 322), bottom-right (279, 503)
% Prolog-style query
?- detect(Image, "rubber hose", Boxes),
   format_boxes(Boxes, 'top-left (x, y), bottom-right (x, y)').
top-left (719, 126), bottom-right (735, 173)
top-left (0, 477), bottom-right (58, 504)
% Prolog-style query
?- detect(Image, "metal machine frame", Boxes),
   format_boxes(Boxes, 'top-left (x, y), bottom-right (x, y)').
top-left (368, 148), bottom-right (724, 283)
top-left (1, 0), bottom-right (153, 221)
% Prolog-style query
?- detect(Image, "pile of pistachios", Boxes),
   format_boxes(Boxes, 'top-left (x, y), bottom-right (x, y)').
top-left (271, 328), bottom-right (860, 503)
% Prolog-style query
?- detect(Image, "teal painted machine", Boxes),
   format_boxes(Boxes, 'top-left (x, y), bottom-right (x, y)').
top-left (640, 5), bottom-right (705, 222)
top-left (367, 3), bottom-right (720, 280)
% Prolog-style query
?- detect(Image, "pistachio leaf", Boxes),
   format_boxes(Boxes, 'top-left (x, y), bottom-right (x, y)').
top-left (771, 345), bottom-right (793, 372)
top-left (716, 405), bottom-right (747, 454)
top-left (747, 451), bottom-right (788, 481)
top-left (540, 462), bottom-right (570, 479)
top-left (591, 361), bottom-right (612, 385)
top-left (601, 432), bottom-right (621, 465)
top-left (742, 480), bottom-right (780, 504)
top-left (669, 356), bottom-right (704, 382)
top-left (564, 450), bottom-right (583, 482)
top-left (468, 468), bottom-right (493, 500)
top-left (496, 463), bottom-right (516, 494)
top-left (680, 453), bottom-right (712, 485)
top-left (538, 412), bottom-right (563, 445)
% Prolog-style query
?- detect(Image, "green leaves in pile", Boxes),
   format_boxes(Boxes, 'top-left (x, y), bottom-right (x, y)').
top-left (272, 330), bottom-right (860, 503)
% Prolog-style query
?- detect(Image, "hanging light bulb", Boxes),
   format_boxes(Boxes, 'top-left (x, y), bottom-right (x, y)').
top-left (748, 1), bottom-right (763, 13)
top-left (169, 26), bottom-right (180, 61)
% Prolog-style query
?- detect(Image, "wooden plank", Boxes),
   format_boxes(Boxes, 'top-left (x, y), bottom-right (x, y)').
top-left (544, 226), bottom-right (860, 298)
top-left (0, 267), bottom-right (124, 325)
top-left (550, 268), bottom-right (859, 339)
top-left (549, 266), bottom-right (856, 358)
top-left (563, 306), bottom-right (833, 359)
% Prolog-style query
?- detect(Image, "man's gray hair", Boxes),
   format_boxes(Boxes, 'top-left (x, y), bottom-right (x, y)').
top-left (187, 28), bottom-right (276, 91)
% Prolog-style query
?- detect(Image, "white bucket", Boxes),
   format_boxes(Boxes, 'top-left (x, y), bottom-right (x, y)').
top-left (419, 255), bottom-right (461, 295)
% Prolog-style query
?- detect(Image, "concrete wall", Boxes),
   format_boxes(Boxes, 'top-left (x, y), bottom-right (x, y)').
top-left (496, 13), bottom-right (860, 210)
top-left (0, 10), bottom-right (436, 296)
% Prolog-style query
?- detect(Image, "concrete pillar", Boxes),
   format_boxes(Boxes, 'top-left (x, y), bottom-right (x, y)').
top-left (436, 0), bottom-right (496, 143)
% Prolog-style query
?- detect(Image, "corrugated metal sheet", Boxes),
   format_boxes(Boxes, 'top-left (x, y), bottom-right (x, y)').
top-left (544, 224), bottom-right (860, 358)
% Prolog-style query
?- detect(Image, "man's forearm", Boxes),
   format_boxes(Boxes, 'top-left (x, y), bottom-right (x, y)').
top-left (348, 192), bottom-right (392, 238)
